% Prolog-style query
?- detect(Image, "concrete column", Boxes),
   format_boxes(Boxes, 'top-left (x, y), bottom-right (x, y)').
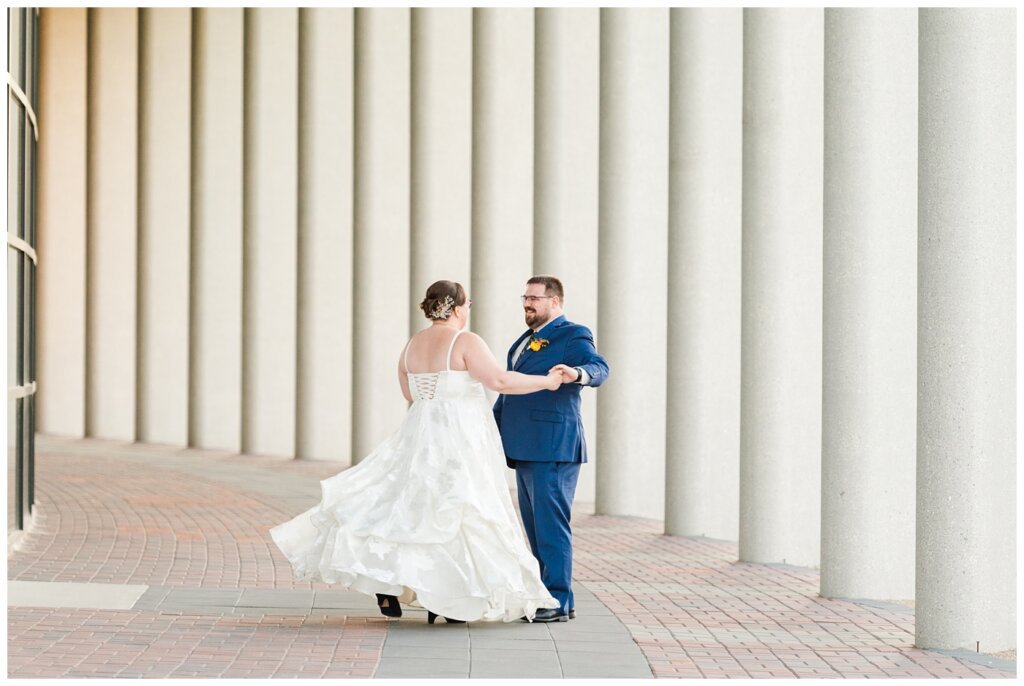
top-left (916, 8), bottom-right (1016, 652)
top-left (138, 8), bottom-right (191, 446)
top-left (821, 9), bottom-right (917, 600)
top-left (353, 8), bottom-right (411, 461)
top-left (410, 8), bottom-right (472, 333)
top-left (242, 8), bottom-right (299, 458)
top-left (471, 9), bottom-right (534, 384)
top-left (296, 8), bottom-right (354, 463)
top-left (191, 8), bottom-right (243, 453)
top-left (37, 8), bottom-right (87, 437)
top-left (664, 8), bottom-right (743, 540)
top-left (86, 8), bottom-right (138, 441)
top-left (596, 9), bottom-right (669, 520)
top-left (533, 8), bottom-right (600, 504)
top-left (739, 9), bottom-right (823, 566)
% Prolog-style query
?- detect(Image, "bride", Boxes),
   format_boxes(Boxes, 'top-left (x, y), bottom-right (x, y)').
top-left (271, 280), bottom-right (562, 623)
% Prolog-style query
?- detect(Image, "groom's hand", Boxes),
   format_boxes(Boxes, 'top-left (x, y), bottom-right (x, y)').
top-left (549, 364), bottom-right (579, 384)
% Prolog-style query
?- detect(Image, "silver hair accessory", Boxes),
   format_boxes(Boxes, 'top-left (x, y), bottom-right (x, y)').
top-left (430, 295), bottom-right (455, 320)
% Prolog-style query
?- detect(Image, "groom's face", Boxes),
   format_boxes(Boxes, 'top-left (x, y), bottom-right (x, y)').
top-left (523, 284), bottom-right (556, 329)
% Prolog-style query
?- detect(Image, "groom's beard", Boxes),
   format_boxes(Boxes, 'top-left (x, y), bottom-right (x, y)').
top-left (524, 308), bottom-right (541, 328)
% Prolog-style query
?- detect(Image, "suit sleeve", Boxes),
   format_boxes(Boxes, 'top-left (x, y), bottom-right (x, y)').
top-left (566, 326), bottom-right (610, 388)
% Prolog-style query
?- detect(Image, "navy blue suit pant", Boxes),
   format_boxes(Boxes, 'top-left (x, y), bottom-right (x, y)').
top-left (513, 460), bottom-right (581, 613)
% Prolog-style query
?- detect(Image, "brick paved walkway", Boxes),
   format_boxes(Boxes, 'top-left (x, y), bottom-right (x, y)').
top-left (570, 518), bottom-right (1013, 678)
top-left (7, 437), bottom-right (1016, 679)
top-left (7, 608), bottom-right (381, 678)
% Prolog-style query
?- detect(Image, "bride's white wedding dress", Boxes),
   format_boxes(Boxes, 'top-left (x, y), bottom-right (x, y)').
top-left (270, 330), bottom-right (558, 622)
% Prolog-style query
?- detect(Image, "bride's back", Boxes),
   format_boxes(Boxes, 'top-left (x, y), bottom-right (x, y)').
top-left (404, 327), bottom-right (468, 374)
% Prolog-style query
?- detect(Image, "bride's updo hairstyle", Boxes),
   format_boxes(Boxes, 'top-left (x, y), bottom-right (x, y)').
top-left (419, 280), bottom-right (467, 321)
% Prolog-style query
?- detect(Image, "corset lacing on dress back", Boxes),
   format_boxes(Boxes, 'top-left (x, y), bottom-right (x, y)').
top-left (406, 329), bottom-right (467, 401)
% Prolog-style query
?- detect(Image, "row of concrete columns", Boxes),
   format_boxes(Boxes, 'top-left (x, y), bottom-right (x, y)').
top-left (35, 8), bottom-right (1014, 651)
top-left (37, 7), bottom-right (603, 501)
top-left (595, 8), bottom-right (1014, 651)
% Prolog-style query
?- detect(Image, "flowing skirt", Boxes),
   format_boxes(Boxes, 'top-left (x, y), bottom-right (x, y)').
top-left (270, 395), bottom-right (558, 622)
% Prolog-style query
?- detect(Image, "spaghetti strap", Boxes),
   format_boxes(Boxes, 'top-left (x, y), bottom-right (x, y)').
top-left (445, 330), bottom-right (465, 372)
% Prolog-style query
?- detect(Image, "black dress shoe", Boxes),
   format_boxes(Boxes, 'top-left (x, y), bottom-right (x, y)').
top-left (529, 608), bottom-right (569, 623)
top-left (375, 593), bottom-right (402, 618)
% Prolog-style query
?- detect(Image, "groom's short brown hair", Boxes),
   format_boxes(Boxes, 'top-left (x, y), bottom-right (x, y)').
top-left (527, 275), bottom-right (564, 301)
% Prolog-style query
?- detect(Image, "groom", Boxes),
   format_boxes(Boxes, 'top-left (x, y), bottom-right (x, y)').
top-left (493, 275), bottom-right (609, 622)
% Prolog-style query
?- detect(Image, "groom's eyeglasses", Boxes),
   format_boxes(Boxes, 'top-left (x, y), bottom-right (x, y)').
top-left (521, 295), bottom-right (554, 304)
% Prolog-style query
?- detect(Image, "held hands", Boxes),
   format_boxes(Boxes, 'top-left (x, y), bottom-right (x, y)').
top-left (548, 364), bottom-right (580, 385)
top-left (544, 370), bottom-right (563, 391)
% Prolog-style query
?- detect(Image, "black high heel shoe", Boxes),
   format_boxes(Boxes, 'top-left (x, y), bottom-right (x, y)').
top-left (376, 594), bottom-right (402, 618)
top-left (427, 611), bottom-right (465, 625)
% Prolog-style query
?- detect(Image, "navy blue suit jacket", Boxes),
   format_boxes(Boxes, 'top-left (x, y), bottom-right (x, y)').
top-left (492, 315), bottom-right (609, 465)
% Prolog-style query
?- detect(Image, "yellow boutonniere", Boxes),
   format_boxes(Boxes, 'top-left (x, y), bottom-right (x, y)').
top-left (528, 338), bottom-right (550, 352)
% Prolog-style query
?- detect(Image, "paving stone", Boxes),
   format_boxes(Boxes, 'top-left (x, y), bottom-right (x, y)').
top-left (469, 636), bottom-right (556, 651)
top-left (236, 589), bottom-right (315, 609)
top-left (560, 662), bottom-right (654, 679)
top-left (380, 644), bottom-right (470, 660)
top-left (467, 623), bottom-right (551, 638)
top-left (383, 629), bottom-right (471, 650)
top-left (546, 628), bottom-right (633, 644)
top-left (313, 590), bottom-right (376, 609)
top-left (9, 438), bottom-right (1018, 680)
top-left (552, 639), bottom-right (643, 654)
top-left (162, 589), bottom-right (242, 607)
top-left (374, 657), bottom-right (470, 678)
top-left (470, 648), bottom-right (561, 664)
top-left (469, 660), bottom-right (564, 678)
top-left (557, 649), bottom-right (649, 665)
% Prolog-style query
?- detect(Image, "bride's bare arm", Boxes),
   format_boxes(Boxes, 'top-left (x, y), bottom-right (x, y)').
top-left (397, 350), bottom-right (413, 402)
top-left (458, 332), bottom-right (561, 394)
